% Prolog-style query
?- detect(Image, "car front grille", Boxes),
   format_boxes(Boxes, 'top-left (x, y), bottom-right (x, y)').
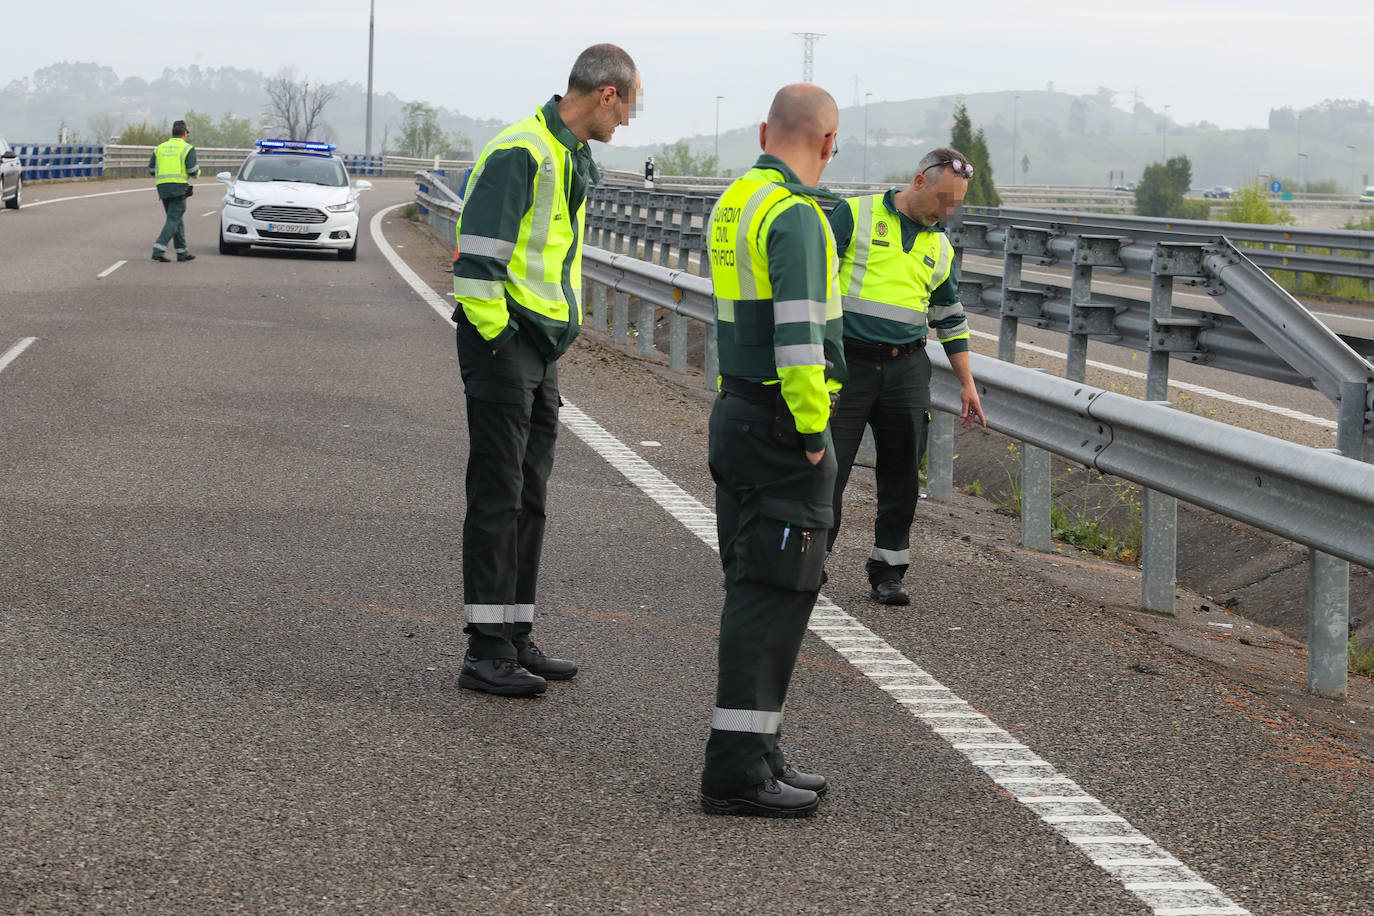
top-left (251, 205), bottom-right (327, 224)
top-left (258, 229), bottom-right (322, 240)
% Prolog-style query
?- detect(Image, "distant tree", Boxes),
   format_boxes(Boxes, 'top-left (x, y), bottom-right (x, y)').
top-left (398, 102), bottom-right (446, 158)
top-left (1134, 155), bottom-right (1192, 217)
top-left (87, 112), bottom-right (124, 144)
top-left (949, 103), bottom-right (1000, 206)
top-left (1066, 98), bottom-right (1089, 136)
top-left (264, 69), bottom-right (335, 141)
top-left (1093, 86), bottom-right (1116, 108)
top-left (656, 140), bottom-right (717, 177)
top-left (185, 109), bottom-right (257, 148)
top-left (1268, 107), bottom-right (1298, 132)
top-left (1223, 179), bottom-right (1296, 226)
top-left (115, 121), bottom-right (165, 145)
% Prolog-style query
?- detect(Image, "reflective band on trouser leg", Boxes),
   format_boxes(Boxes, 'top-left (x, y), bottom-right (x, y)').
top-left (458, 234), bottom-right (517, 260)
top-left (870, 546), bottom-right (911, 566)
top-left (511, 604), bottom-right (534, 623)
top-left (711, 707), bottom-right (783, 734)
top-left (465, 604), bottom-right (508, 624)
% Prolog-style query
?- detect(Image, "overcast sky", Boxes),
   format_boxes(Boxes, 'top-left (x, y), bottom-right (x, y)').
top-left (8, 1), bottom-right (1371, 145)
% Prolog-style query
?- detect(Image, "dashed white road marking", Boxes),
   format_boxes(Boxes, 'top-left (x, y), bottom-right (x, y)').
top-left (970, 328), bottom-right (1338, 430)
top-left (202, 210), bottom-right (217, 217)
top-left (0, 337), bottom-right (37, 375)
top-left (97, 260), bottom-right (126, 278)
top-left (373, 210), bottom-right (1253, 916)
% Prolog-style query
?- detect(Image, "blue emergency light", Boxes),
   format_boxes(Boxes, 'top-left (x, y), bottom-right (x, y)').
top-left (256, 139), bottom-right (336, 156)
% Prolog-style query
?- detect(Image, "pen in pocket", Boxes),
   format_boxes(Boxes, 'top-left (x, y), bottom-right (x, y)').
top-left (781, 525), bottom-right (790, 550)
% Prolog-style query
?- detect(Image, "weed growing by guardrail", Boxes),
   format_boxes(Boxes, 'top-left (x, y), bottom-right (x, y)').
top-left (399, 203), bottom-right (420, 221)
top-left (1349, 638), bottom-right (1374, 677)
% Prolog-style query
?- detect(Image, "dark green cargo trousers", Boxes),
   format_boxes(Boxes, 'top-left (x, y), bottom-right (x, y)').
top-left (455, 319), bottom-right (560, 660)
top-left (701, 388), bottom-right (836, 796)
top-left (153, 194), bottom-right (188, 258)
top-left (827, 343), bottom-right (932, 585)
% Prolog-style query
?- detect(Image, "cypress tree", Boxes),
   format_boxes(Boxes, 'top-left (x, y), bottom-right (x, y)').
top-left (949, 103), bottom-right (1000, 206)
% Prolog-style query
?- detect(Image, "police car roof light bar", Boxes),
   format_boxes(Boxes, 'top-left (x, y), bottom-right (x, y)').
top-left (256, 139), bottom-right (336, 155)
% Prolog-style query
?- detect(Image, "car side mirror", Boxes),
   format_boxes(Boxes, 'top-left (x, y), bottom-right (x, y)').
top-left (354, 179), bottom-right (372, 192)
top-left (0, 149), bottom-right (16, 160)
top-left (216, 171), bottom-right (233, 184)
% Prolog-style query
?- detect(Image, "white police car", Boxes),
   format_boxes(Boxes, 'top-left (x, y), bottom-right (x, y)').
top-left (217, 140), bottom-right (371, 260)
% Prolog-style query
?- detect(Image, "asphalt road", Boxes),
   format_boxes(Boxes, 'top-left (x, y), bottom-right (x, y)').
top-left (1, 178), bottom-right (1372, 915)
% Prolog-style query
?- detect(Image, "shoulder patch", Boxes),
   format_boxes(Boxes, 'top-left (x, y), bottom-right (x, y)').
top-left (923, 254), bottom-right (937, 268)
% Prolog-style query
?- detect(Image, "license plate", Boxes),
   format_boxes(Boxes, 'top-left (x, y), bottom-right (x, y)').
top-left (265, 223), bottom-right (312, 234)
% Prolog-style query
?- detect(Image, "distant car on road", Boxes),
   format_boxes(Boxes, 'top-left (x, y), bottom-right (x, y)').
top-left (1203, 185), bottom-right (1233, 199)
top-left (216, 140), bottom-right (371, 260)
top-left (1113, 183), bottom-right (1136, 192)
top-left (0, 136), bottom-right (22, 209)
top-left (1361, 186), bottom-right (1374, 203)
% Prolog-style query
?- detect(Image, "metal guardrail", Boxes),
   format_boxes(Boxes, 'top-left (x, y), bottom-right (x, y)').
top-left (14, 143), bottom-right (473, 181)
top-left (417, 171), bottom-right (1373, 698)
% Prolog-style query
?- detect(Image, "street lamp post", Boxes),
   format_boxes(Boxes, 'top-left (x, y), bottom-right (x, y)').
top-left (862, 92), bottom-right (873, 184)
top-left (714, 95), bottom-right (724, 176)
top-left (1011, 94), bottom-right (1020, 186)
top-left (365, 0), bottom-right (375, 158)
top-left (1348, 143), bottom-right (1357, 194)
top-left (1298, 151), bottom-right (1308, 225)
top-left (1162, 104), bottom-right (1170, 159)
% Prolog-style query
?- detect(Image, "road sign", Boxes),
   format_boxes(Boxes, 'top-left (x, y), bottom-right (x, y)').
top-left (1270, 180), bottom-right (1283, 193)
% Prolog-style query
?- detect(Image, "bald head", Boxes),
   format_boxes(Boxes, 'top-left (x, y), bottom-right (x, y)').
top-left (765, 83), bottom-right (839, 145)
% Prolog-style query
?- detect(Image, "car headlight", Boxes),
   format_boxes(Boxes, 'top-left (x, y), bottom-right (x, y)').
top-left (227, 194), bottom-right (254, 208)
top-left (327, 199), bottom-right (359, 213)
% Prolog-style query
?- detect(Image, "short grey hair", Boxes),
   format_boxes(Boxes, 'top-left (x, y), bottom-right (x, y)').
top-left (917, 146), bottom-right (969, 177)
top-left (567, 44), bottom-right (637, 96)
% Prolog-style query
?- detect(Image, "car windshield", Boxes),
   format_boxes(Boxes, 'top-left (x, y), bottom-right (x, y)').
top-left (240, 153), bottom-right (348, 187)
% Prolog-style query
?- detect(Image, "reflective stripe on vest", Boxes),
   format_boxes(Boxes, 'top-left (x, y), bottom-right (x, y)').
top-left (838, 195), bottom-right (953, 330)
top-left (154, 138), bottom-right (191, 185)
top-left (711, 706), bottom-right (783, 734)
top-left (456, 112), bottom-right (584, 334)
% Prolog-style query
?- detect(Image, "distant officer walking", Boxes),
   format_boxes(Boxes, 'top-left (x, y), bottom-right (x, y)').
top-left (826, 147), bottom-right (986, 606)
top-left (148, 120), bottom-right (198, 262)
top-left (699, 84), bottom-right (845, 818)
top-left (451, 44), bottom-right (640, 698)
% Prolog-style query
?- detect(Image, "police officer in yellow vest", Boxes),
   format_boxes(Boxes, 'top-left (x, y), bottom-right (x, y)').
top-left (700, 84), bottom-right (845, 818)
top-left (451, 44), bottom-right (640, 697)
top-left (147, 120), bottom-right (199, 262)
top-left (827, 147), bottom-right (986, 606)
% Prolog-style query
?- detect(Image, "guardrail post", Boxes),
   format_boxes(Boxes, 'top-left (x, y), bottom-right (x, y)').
top-left (669, 312), bottom-right (688, 374)
top-left (1020, 442), bottom-right (1052, 552)
top-left (998, 234), bottom-right (1023, 363)
top-left (583, 280), bottom-right (604, 332)
top-left (613, 291), bottom-right (630, 344)
top-left (926, 411), bottom-right (955, 501)
top-left (637, 299), bottom-right (656, 357)
top-left (1307, 549), bottom-right (1349, 699)
top-left (1066, 262), bottom-right (1093, 381)
top-left (704, 334), bottom-right (719, 392)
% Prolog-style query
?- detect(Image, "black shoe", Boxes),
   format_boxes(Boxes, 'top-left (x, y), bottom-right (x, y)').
top-left (516, 643), bottom-right (578, 681)
top-left (778, 763), bottom-right (828, 797)
top-left (871, 580), bottom-right (910, 605)
top-left (458, 655), bottom-right (547, 697)
top-left (177, 253), bottom-right (196, 262)
top-left (701, 778), bottom-right (820, 818)
top-left (151, 253), bottom-right (170, 262)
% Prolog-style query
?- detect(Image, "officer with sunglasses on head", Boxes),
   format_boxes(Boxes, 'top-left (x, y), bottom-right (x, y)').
top-left (825, 146), bottom-right (986, 607)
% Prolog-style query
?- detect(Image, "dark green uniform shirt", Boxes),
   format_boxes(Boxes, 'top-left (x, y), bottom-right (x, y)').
top-left (828, 189), bottom-right (968, 354)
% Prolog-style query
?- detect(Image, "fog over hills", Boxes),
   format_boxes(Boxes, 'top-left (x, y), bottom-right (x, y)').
top-left (5, 62), bottom-right (1374, 190)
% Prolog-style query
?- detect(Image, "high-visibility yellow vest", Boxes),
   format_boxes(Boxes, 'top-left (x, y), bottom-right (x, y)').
top-left (454, 108), bottom-right (583, 348)
top-left (709, 165), bottom-right (842, 436)
top-left (837, 194), bottom-right (954, 339)
top-left (154, 137), bottom-right (193, 186)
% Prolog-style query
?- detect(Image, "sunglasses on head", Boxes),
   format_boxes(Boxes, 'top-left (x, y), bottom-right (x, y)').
top-left (922, 158), bottom-right (974, 179)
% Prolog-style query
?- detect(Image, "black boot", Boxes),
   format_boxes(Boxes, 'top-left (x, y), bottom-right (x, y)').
top-left (777, 763), bottom-right (828, 796)
top-left (516, 643), bottom-right (578, 681)
top-left (700, 778), bottom-right (820, 818)
top-left (871, 580), bottom-right (909, 605)
top-left (458, 656), bottom-right (547, 697)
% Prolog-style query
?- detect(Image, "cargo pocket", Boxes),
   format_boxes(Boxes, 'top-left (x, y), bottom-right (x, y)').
top-left (743, 497), bottom-right (834, 591)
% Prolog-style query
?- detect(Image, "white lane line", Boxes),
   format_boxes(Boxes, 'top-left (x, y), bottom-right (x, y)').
top-left (0, 337), bottom-right (37, 375)
top-left (25, 181), bottom-right (218, 208)
top-left (201, 210), bottom-right (217, 217)
top-left (97, 260), bottom-right (127, 279)
top-left (971, 328), bottom-right (1338, 430)
top-left (372, 212), bottom-right (1252, 916)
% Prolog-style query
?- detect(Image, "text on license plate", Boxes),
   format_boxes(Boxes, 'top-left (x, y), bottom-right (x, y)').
top-left (266, 223), bottom-right (312, 234)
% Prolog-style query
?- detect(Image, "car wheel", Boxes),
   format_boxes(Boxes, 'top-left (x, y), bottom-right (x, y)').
top-left (3, 177), bottom-right (19, 210)
top-left (338, 235), bottom-right (358, 261)
top-left (218, 233), bottom-right (243, 255)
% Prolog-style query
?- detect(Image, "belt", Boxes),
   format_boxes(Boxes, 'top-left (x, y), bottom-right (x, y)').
top-left (720, 376), bottom-right (781, 404)
top-left (844, 337), bottom-right (926, 361)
